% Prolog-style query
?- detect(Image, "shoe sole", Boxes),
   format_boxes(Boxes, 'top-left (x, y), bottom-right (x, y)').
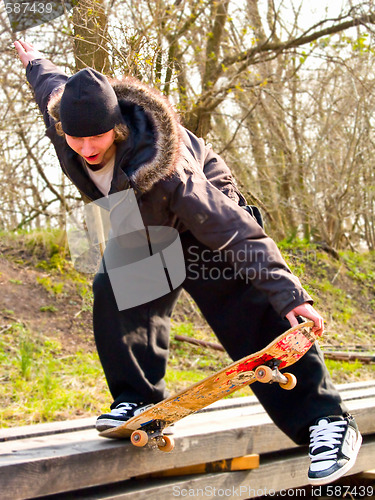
top-left (96, 418), bottom-right (127, 432)
top-left (308, 432), bottom-right (363, 485)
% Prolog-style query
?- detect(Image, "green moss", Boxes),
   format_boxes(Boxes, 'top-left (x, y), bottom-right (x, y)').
top-left (36, 276), bottom-right (65, 296)
top-left (0, 323), bottom-right (110, 427)
top-left (40, 305), bottom-right (58, 313)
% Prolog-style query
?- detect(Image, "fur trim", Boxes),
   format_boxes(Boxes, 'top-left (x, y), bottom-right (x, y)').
top-left (112, 77), bottom-right (182, 193)
top-left (47, 77), bottom-right (182, 193)
top-left (48, 85), bottom-right (64, 122)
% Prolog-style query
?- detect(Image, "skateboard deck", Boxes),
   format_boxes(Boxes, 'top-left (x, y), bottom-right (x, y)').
top-left (100, 320), bottom-right (316, 450)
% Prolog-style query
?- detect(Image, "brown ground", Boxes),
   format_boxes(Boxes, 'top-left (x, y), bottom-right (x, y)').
top-left (0, 251), bottom-right (94, 355)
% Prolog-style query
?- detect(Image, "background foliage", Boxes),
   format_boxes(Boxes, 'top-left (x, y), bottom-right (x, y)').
top-left (1, 0), bottom-right (375, 249)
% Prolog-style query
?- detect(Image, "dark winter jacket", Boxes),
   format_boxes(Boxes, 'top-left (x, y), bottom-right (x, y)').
top-left (26, 58), bottom-right (312, 317)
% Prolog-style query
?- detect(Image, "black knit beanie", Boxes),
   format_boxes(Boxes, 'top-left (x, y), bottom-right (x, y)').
top-left (60, 67), bottom-right (122, 137)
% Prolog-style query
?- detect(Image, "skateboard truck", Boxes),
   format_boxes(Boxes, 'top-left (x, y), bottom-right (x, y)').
top-left (254, 360), bottom-right (297, 390)
top-left (130, 422), bottom-right (175, 452)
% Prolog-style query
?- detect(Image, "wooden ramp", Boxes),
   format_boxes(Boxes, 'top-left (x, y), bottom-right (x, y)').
top-left (0, 381), bottom-right (374, 499)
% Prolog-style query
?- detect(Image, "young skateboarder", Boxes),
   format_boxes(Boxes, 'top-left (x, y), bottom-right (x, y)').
top-left (15, 40), bottom-right (361, 485)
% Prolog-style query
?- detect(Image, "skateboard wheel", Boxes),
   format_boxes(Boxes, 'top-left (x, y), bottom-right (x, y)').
top-left (158, 435), bottom-right (175, 452)
top-left (255, 365), bottom-right (273, 383)
top-left (131, 430), bottom-right (149, 447)
top-left (280, 372), bottom-right (297, 390)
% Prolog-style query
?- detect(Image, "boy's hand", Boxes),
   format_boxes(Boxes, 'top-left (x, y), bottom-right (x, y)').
top-left (14, 40), bottom-right (44, 68)
top-left (286, 302), bottom-right (324, 336)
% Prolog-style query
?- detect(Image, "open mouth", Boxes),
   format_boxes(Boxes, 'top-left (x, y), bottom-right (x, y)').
top-left (84, 153), bottom-right (100, 162)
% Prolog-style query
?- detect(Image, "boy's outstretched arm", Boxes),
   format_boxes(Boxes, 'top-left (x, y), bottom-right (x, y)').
top-left (14, 40), bottom-right (68, 129)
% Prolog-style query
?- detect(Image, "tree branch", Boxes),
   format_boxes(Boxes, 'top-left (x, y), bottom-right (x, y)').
top-left (219, 13), bottom-right (375, 79)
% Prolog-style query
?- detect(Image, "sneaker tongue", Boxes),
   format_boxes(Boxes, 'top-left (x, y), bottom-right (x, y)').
top-left (316, 415), bottom-right (344, 425)
top-left (311, 416), bottom-right (346, 456)
top-left (117, 402), bottom-right (137, 409)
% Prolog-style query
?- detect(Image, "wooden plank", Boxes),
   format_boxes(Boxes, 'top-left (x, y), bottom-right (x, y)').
top-left (0, 416), bottom-right (290, 500)
top-left (1, 397), bottom-right (375, 500)
top-left (41, 437), bottom-right (375, 499)
top-left (336, 387), bottom-right (375, 403)
top-left (4, 380), bottom-right (371, 444)
top-left (0, 382), bottom-right (374, 499)
top-left (335, 380), bottom-right (375, 391)
top-left (0, 381), bottom-right (368, 442)
top-left (1, 381), bottom-right (373, 442)
top-left (346, 397), bottom-right (375, 434)
top-left (359, 469), bottom-right (375, 479)
top-left (0, 417), bottom-right (96, 442)
top-left (174, 334), bottom-right (225, 351)
top-left (0, 394), bottom-right (373, 458)
top-left (171, 396), bottom-right (375, 438)
top-left (323, 351), bottom-right (375, 363)
top-left (138, 454), bottom-right (259, 479)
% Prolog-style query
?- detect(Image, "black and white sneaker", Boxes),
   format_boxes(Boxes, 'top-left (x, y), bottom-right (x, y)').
top-left (96, 402), bottom-right (154, 432)
top-left (308, 414), bottom-right (362, 485)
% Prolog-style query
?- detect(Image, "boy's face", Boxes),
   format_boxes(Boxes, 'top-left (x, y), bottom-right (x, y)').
top-left (65, 129), bottom-right (116, 169)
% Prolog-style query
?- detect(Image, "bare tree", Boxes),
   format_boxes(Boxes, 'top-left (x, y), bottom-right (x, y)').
top-left (1, 0), bottom-right (375, 250)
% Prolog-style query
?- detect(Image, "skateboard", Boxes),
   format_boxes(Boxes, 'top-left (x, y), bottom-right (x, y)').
top-left (100, 320), bottom-right (317, 451)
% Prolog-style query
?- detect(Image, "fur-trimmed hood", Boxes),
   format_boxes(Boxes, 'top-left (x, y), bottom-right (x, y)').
top-left (48, 75), bottom-right (182, 193)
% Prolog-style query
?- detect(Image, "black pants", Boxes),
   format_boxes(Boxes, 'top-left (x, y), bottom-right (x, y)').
top-left (93, 231), bottom-right (347, 444)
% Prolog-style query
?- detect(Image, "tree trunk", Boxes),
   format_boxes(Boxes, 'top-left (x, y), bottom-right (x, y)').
top-left (72, 0), bottom-right (110, 73)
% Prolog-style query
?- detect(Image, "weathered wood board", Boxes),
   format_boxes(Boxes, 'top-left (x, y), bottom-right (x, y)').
top-left (23, 438), bottom-right (375, 500)
top-left (0, 382), bottom-right (374, 500)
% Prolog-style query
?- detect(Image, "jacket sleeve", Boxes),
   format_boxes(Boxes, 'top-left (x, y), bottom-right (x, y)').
top-left (25, 58), bottom-right (68, 129)
top-left (168, 156), bottom-right (313, 318)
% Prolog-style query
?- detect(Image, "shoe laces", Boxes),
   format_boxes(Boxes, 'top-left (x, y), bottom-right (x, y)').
top-left (309, 419), bottom-right (347, 462)
top-left (111, 402), bottom-right (139, 416)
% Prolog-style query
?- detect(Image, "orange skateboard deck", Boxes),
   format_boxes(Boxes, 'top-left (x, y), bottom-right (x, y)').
top-left (100, 320), bottom-right (317, 451)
